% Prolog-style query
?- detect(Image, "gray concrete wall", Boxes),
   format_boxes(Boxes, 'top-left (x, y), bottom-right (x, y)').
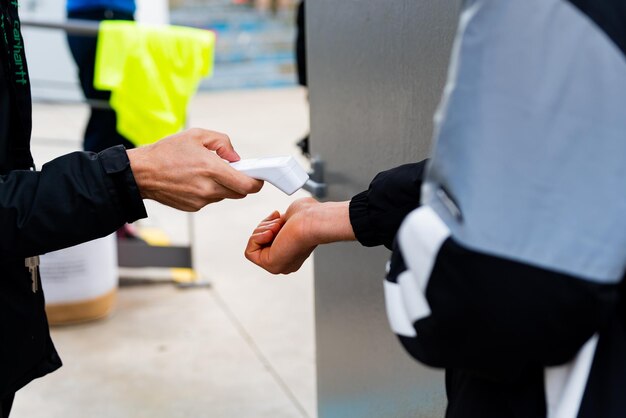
top-left (308, 1), bottom-right (460, 417)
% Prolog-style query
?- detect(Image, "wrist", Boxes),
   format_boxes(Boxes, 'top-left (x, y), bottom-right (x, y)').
top-left (308, 201), bottom-right (356, 245)
top-left (127, 147), bottom-right (155, 199)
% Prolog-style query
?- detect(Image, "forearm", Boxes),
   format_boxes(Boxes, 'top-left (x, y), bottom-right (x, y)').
top-left (307, 201), bottom-right (356, 245)
top-left (0, 146), bottom-right (146, 259)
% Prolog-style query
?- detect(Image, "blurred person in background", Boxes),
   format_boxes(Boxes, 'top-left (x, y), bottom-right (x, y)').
top-left (294, 0), bottom-right (309, 157)
top-left (66, 0), bottom-right (136, 154)
top-left (67, 0), bottom-right (142, 239)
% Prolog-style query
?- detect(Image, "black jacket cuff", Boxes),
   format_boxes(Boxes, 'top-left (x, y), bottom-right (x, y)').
top-left (349, 190), bottom-right (380, 247)
top-left (349, 160), bottom-right (428, 250)
top-left (98, 145), bottom-right (147, 223)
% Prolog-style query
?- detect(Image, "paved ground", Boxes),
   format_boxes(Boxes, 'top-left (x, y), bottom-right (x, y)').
top-left (11, 88), bottom-right (315, 418)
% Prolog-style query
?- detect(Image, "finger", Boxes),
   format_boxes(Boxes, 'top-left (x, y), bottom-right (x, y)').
top-left (228, 193), bottom-right (247, 200)
top-left (255, 220), bottom-right (281, 231)
top-left (199, 130), bottom-right (241, 162)
top-left (255, 212), bottom-right (281, 228)
top-left (262, 211), bottom-right (281, 222)
top-left (211, 159), bottom-right (265, 195)
top-left (200, 180), bottom-right (248, 201)
top-left (252, 230), bottom-right (276, 246)
top-left (245, 230), bottom-right (275, 264)
top-left (180, 198), bottom-right (223, 212)
top-left (203, 198), bottom-right (224, 206)
top-left (254, 221), bottom-right (284, 236)
top-left (257, 217), bottom-right (284, 228)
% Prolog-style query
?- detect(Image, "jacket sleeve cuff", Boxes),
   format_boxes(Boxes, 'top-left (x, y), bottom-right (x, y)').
top-left (349, 160), bottom-right (429, 249)
top-left (349, 190), bottom-right (381, 247)
top-left (98, 145), bottom-right (147, 223)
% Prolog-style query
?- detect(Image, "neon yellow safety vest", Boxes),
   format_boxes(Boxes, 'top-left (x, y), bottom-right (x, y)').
top-left (94, 21), bottom-right (215, 147)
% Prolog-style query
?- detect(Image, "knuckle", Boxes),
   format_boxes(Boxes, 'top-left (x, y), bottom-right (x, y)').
top-left (268, 266), bottom-right (281, 275)
top-left (199, 183), bottom-right (217, 199)
top-left (203, 167), bottom-right (217, 180)
top-left (191, 198), bottom-right (205, 211)
top-left (188, 203), bottom-right (202, 213)
top-left (189, 128), bottom-right (205, 140)
top-left (246, 180), bottom-right (263, 194)
top-left (203, 163), bottom-right (218, 178)
top-left (213, 130), bottom-right (228, 141)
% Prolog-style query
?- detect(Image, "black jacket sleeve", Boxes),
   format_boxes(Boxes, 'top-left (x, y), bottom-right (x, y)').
top-left (349, 160), bottom-right (428, 250)
top-left (0, 145), bottom-right (147, 260)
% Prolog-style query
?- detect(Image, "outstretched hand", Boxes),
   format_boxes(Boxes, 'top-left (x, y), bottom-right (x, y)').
top-left (127, 128), bottom-right (264, 211)
top-left (245, 198), bottom-right (356, 275)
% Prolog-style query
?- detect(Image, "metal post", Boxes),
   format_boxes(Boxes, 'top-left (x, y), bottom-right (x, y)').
top-left (21, 18), bottom-right (100, 36)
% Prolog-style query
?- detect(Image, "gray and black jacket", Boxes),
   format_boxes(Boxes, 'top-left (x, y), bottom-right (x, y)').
top-left (350, 1), bottom-right (626, 417)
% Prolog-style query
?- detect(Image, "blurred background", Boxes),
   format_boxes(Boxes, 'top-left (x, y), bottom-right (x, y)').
top-left (171, 0), bottom-right (297, 91)
top-left (23, 0), bottom-right (300, 99)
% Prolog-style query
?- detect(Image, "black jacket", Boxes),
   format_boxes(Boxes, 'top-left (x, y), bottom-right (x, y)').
top-left (348, 162), bottom-right (626, 417)
top-left (0, 0), bottom-right (146, 399)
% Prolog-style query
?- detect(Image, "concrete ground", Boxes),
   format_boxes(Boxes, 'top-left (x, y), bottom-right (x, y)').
top-left (11, 88), bottom-right (316, 418)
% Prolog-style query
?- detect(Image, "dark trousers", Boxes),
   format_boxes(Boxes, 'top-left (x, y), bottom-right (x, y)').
top-left (444, 281), bottom-right (626, 418)
top-left (67, 8), bottom-right (135, 153)
top-left (0, 394), bottom-right (15, 418)
top-left (295, 0), bottom-right (306, 87)
top-left (445, 368), bottom-right (546, 418)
